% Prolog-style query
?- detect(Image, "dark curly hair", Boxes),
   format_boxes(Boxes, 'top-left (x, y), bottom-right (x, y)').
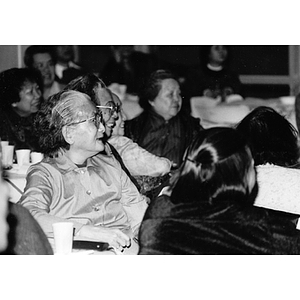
top-left (236, 106), bottom-right (299, 167)
top-left (0, 68), bottom-right (42, 110)
top-left (138, 69), bottom-right (179, 110)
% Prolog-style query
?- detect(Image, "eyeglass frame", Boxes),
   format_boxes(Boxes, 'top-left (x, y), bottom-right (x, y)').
top-left (65, 111), bottom-right (104, 128)
top-left (96, 104), bottom-right (120, 116)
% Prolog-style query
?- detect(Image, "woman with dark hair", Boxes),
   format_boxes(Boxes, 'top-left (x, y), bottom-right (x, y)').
top-left (236, 106), bottom-right (300, 214)
top-left (0, 67), bottom-right (43, 151)
top-left (185, 45), bottom-right (242, 102)
top-left (236, 106), bottom-right (299, 167)
top-left (138, 127), bottom-right (300, 254)
top-left (125, 69), bottom-right (203, 169)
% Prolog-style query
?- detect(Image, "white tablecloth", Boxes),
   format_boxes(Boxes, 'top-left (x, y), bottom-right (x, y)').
top-left (190, 96), bottom-right (297, 130)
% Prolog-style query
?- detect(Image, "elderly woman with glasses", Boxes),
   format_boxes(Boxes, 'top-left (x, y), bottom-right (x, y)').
top-left (18, 90), bottom-right (148, 253)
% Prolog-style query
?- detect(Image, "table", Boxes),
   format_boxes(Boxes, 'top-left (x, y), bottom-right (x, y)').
top-left (48, 236), bottom-right (139, 255)
top-left (4, 163), bottom-right (28, 203)
top-left (190, 96), bottom-right (297, 130)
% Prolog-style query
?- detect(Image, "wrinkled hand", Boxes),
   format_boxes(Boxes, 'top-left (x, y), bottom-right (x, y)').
top-left (77, 225), bottom-right (131, 249)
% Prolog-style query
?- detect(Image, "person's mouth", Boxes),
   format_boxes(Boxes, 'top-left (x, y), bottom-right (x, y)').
top-left (96, 132), bottom-right (104, 140)
top-left (106, 122), bottom-right (116, 129)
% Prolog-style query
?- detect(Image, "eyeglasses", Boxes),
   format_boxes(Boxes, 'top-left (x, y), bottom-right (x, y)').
top-left (66, 111), bottom-right (103, 129)
top-left (97, 102), bottom-right (120, 117)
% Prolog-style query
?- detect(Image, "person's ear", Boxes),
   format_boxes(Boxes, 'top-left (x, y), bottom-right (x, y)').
top-left (62, 126), bottom-right (75, 145)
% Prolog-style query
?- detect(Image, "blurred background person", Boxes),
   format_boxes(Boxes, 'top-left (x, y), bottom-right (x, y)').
top-left (125, 69), bottom-right (203, 169)
top-left (100, 46), bottom-right (159, 95)
top-left (139, 127), bottom-right (300, 254)
top-left (236, 106), bottom-right (300, 220)
top-left (0, 68), bottom-right (42, 151)
top-left (24, 45), bottom-right (63, 100)
top-left (54, 45), bottom-right (86, 85)
top-left (185, 45), bottom-right (243, 103)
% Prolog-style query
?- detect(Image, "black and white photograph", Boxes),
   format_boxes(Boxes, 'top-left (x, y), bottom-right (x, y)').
top-left (1, 1), bottom-right (299, 299)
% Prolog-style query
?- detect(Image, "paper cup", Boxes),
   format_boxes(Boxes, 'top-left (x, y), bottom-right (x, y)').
top-left (16, 149), bottom-right (31, 167)
top-left (1, 145), bottom-right (14, 169)
top-left (52, 222), bottom-right (74, 255)
top-left (30, 152), bottom-right (44, 164)
top-left (0, 141), bottom-right (9, 150)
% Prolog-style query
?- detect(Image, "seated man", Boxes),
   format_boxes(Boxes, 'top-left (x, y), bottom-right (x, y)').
top-left (24, 45), bottom-right (63, 100)
top-left (54, 45), bottom-right (86, 85)
top-left (18, 90), bottom-right (148, 252)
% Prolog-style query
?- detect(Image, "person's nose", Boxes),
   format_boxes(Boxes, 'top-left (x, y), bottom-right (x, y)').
top-left (98, 121), bottom-right (105, 133)
top-left (112, 110), bottom-right (118, 119)
top-left (173, 94), bottom-right (181, 103)
top-left (121, 110), bottom-right (127, 121)
top-left (41, 63), bottom-right (50, 73)
top-left (34, 88), bottom-right (42, 99)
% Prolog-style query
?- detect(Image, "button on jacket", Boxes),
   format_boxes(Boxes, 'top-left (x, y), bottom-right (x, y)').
top-left (18, 151), bottom-right (148, 238)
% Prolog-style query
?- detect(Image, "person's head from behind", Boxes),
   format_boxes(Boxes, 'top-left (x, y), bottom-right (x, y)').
top-left (200, 45), bottom-right (230, 68)
top-left (0, 68), bottom-right (42, 117)
top-left (54, 45), bottom-right (75, 65)
top-left (111, 46), bottom-right (134, 62)
top-left (34, 90), bottom-right (105, 158)
top-left (24, 45), bottom-right (56, 89)
top-left (64, 74), bottom-right (119, 138)
top-left (236, 106), bottom-right (299, 167)
top-left (170, 127), bottom-right (256, 205)
top-left (139, 69), bottom-right (182, 121)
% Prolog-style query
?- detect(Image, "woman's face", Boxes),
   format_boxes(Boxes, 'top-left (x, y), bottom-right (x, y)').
top-left (32, 53), bottom-right (55, 89)
top-left (14, 80), bottom-right (42, 117)
top-left (95, 86), bottom-right (119, 138)
top-left (208, 45), bottom-right (228, 66)
top-left (70, 99), bottom-right (105, 156)
top-left (150, 78), bottom-right (182, 121)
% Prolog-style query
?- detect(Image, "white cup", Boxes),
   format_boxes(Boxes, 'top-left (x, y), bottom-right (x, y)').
top-left (52, 222), bottom-right (74, 255)
top-left (30, 152), bottom-right (44, 164)
top-left (0, 141), bottom-right (9, 149)
top-left (1, 145), bottom-right (14, 169)
top-left (16, 149), bottom-right (31, 167)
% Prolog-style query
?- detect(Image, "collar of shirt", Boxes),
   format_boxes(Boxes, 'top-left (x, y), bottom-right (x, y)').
top-left (45, 150), bottom-right (118, 176)
top-left (148, 109), bottom-right (179, 130)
